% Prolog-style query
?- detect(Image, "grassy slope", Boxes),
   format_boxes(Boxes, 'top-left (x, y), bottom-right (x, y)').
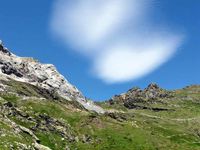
top-left (0, 80), bottom-right (200, 150)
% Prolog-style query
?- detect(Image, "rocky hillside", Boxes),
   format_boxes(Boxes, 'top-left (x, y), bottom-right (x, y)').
top-left (0, 80), bottom-right (200, 150)
top-left (0, 40), bottom-right (200, 150)
top-left (106, 83), bottom-right (173, 110)
top-left (0, 41), bottom-right (104, 114)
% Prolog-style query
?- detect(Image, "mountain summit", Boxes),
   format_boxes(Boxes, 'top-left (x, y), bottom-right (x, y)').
top-left (0, 41), bottom-right (104, 114)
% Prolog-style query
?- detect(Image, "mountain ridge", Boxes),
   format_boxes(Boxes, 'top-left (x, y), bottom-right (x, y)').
top-left (0, 40), bottom-right (200, 150)
top-left (0, 40), bottom-right (104, 114)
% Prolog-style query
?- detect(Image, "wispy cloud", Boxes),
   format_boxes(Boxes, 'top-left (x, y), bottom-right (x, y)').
top-left (51, 0), bottom-right (184, 83)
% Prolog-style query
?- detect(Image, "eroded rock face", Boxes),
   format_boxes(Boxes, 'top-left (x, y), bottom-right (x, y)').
top-left (0, 41), bottom-right (104, 114)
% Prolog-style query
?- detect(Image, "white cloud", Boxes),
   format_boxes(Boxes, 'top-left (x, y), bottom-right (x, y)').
top-left (50, 0), bottom-right (184, 83)
top-left (51, 0), bottom-right (147, 52)
top-left (93, 34), bottom-right (182, 83)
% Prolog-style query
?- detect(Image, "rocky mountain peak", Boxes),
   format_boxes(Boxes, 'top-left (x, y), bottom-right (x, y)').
top-left (0, 40), bottom-right (104, 114)
top-left (0, 40), bottom-right (11, 56)
top-left (145, 83), bottom-right (160, 91)
top-left (109, 83), bottom-right (172, 109)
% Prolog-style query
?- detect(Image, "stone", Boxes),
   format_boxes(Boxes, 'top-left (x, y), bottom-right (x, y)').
top-left (34, 142), bottom-right (52, 150)
top-left (3, 102), bottom-right (13, 107)
top-left (82, 135), bottom-right (91, 143)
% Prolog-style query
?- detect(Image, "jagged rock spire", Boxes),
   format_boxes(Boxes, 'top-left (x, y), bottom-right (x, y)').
top-left (146, 83), bottom-right (160, 91)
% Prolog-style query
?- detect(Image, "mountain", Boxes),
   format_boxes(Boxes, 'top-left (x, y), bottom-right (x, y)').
top-left (0, 41), bottom-right (104, 114)
top-left (0, 40), bottom-right (200, 150)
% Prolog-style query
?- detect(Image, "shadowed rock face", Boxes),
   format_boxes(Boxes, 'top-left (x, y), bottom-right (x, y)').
top-left (0, 40), bottom-right (104, 114)
top-left (1, 62), bottom-right (23, 78)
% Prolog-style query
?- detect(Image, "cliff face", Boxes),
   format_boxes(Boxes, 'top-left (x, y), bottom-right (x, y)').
top-left (0, 41), bottom-right (104, 114)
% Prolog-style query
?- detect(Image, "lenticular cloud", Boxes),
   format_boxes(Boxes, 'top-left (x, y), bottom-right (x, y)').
top-left (51, 0), bottom-right (183, 83)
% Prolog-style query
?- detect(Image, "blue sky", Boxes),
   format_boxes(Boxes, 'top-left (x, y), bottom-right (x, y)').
top-left (0, 0), bottom-right (199, 100)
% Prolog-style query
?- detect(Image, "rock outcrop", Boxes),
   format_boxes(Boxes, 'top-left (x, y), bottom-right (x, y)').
top-left (109, 83), bottom-right (173, 110)
top-left (0, 40), bottom-right (104, 114)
